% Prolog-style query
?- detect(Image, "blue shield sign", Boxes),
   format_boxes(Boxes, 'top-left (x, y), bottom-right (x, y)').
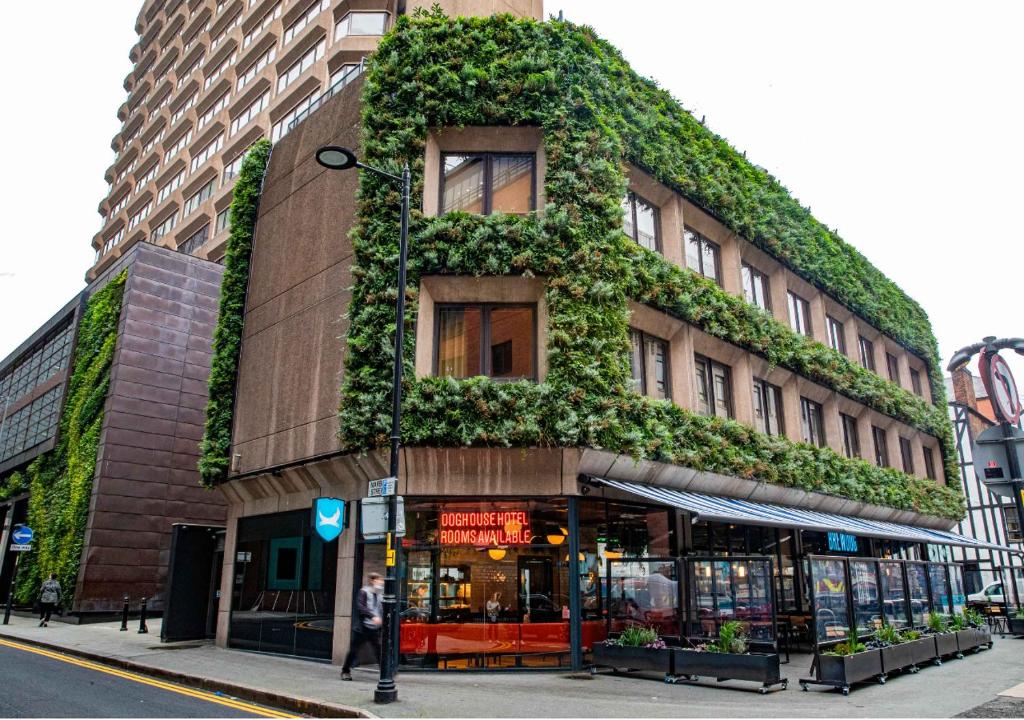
top-left (313, 498), bottom-right (345, 542)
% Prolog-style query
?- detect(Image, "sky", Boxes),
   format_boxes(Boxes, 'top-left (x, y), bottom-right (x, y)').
top-left (1, 0), bottom-right (1022, 383)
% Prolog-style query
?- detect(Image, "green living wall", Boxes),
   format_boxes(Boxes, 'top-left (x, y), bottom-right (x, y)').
top-left (337, 11), bottom-right (963, 519)
top-left (199, 139), bottom-right (272, 486)
top-left (14, 272), bottom-right (126, 605)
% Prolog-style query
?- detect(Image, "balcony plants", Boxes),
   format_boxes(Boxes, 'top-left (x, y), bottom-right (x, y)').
top-left (672, 621), bottom-right (786, 694)
top-left (926, 612), bottom-right (959, 661)
top-left (592, 625), bottom-right (672, 678)
top-left (806, 638), bottom-right (885, 695)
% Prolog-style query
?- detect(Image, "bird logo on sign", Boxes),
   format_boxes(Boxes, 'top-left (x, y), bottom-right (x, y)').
top-left (313, 498), bottom-right (345, 542)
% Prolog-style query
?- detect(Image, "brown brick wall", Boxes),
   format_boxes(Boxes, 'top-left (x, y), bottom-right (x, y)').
top-left (75, 244), bottom-right (227, 612)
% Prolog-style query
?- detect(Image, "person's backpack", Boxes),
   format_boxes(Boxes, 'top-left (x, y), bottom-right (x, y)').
top-left (40, 580), bottom-right (61, 605)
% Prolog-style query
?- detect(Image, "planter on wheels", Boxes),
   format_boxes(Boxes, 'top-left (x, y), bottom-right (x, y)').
top-left (879, 642), bottom-right (917, 674)
top-left (932, 632), bottom-right (959, 661)
top-left (904, 637), bottom-right (938, 667)
top-left (592, 644), bottom-right (672, 677)
top-left (1007, 618), bottom-right (1024, 637)
top-left (803, 649), bottom-right (884, 696)
top-left (956, 627), bottom-right (992, 653)
top-left (672, 649), bottom-right (786, 694)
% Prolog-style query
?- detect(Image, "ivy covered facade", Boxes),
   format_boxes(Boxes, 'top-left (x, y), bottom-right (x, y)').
top-left (336, 11), bottom-right (961, 520)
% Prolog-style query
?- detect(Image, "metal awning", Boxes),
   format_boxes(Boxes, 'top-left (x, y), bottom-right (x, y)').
top-left (592, 477), bottom-right (1020, 554)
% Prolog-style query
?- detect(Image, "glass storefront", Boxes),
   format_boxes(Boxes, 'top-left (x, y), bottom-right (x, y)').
top-left (229, 510), bottom-right (337, 660)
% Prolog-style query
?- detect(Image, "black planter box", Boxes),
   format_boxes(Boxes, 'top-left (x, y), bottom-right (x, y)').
top-left (816, 649), bottom-right (884, 689)
top-left (932, 632), bottom-right (959, 658)
top-left (1009, 618), bottom-right (1024, 637)
top-left (904, 637), bottom-right (938, 666)
top-left (956, 627), bottom-right (992, 652)
top-left (592, 643), bottom-right (672, 675)
top-left (879, 643), bottom-right (916, 674)
top-left (672, 649), bottom-right (784, 692)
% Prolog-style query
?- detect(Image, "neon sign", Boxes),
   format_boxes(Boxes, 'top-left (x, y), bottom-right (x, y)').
top-left (827, 531), bottom-right (858, 553)
top-left (439, 511), bottom-right (532, 545)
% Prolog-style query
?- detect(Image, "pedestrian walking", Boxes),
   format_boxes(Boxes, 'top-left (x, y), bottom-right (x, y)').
top-left (340, 572), bottom-right (383, 680)
top-left (38, 573), bottom-right (61, 627)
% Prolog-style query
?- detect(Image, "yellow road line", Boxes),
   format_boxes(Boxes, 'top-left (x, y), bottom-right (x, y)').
top-left (0, 638), bottom-right (298, 719)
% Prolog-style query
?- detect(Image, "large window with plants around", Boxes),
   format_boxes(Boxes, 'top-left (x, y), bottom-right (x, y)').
top-left (621, 191), bottom-right (660, 252)
top-left (800, 397), bottom-right (825, 447)
top-left (694, 355), bottom-right (732, 419)
top-left (752, 378), bottom-right (783, 437)
top-left (741, 263), bottom-right (770, 311)
top-left (441, 153), bottom-right (535, 215)
top-left (628, 329), bottom-right (670, 401)
top-left (684, 228), bottom-right (721, 285)
top-left (434, 304), bottom-right (536, 380)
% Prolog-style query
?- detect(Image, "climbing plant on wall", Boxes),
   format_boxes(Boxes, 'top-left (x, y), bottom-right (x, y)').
top-left (199, 138), bottom-right (272, 486)
top-left (14, 272), bottom-right (126, 605)
top-left (337, 11), bottom-right (962, 519)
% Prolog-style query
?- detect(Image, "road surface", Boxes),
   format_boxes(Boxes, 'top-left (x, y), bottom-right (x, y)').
top-left (0, 638), bottom-right (295, 718)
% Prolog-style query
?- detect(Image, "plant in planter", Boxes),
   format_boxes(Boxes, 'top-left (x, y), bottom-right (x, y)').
top-left (896, 628), bottom-right (937, 667)
top-left (805, 636), bottom-right (885, 695)
top-left (674, 621), bottom-right (785, 693)
top-left (955, 609), bottom-right (992, 653)
top-left (875, 625), bottom-right (919, 674)
top-left (926, 613), bottom-right (959, 660)
top-left (592, 625), bottom-right (672, 676)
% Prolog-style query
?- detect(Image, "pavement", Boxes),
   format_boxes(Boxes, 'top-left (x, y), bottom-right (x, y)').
top-left (0, 615), bottom-right (1022, 718)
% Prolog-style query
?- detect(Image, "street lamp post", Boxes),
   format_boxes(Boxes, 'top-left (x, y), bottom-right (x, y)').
top-left (316, 146), bottom-right (409, 705)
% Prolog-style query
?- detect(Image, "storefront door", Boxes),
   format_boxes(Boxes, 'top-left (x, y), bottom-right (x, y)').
top-left (518, 556), bottom-right (555, 623)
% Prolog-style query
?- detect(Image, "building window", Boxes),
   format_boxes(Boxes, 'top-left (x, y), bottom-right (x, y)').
top-left (695, 355), bottom-right (732, 419)
top-left (277, 38), bottom-right (325, 93)
top-left (741, 263), bottom-right (770, 310)
top-left (216, 207), bottom-right (231, 234)
top-left (197, 90), bottom-right (230, 129)
top-left (182, 179), bottom-right (215, 217)
top-left (923, 445), bottom-right (937, 480)
top-left (178, 223), bottom-right (209, 256)
top-left (334, 11), bottom-right (388, 40)
top-left (151, 212), bottom-right (177, 241)
top-left (910, 368), bottom-right (923, 396)
top-left (619, 192), bottom-right (660, 252)
top-left (157, 169), bottom-right (184, 203)
top-left (223, 148), bottom-right (249, 182)
top-left (203, 51), bottom-right (236, 90)
top-left (440, 153), bottom-right (536, 216)
top-left (230, 90), bottom-right (269, 135)
top-left (171, 91), bottom-right (196, 123)
top-left (752, 378), bottom-right (783, 436)
top-left (243, 2), bottom-right (281, 48)
top-left (787, 291), bottom-right (811, 337)
top-left (872, 426), bottom-right (889, 468)
top-left (629, 330), bottom-right (671, 401)
top-left (165, 128), bottom-right (193, 160)
top-left (270, 90), bottom-right (318, 142)
top-left (190, 133), bottom-right (224, 172)
top-left (237, 46), bottom-right (276, 90)
top-left (283, 0), bottom-right (329, 45)
top-left (840, 413), bottom-right (860, 459)
top-left (886, 352), bottom-right (900, 384)
top-left (800, 398), bottom-right (825, 447)
top-left (899, 436), bottom-right (915, 475)
top-left (684, 228), bottom-right (721, 285)
top-left (858, 336), bottom-right (876, 372)
top-left (435, 304), bottom-right (536, 381)
top-left (826, 315), bottom-right (846, 354)
top-left (1002, 506), bottom-right (1022, 544)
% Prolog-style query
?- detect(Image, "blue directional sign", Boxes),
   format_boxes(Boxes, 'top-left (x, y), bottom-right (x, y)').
top-left (11, 526), bottom-right (32, 545)
top-left (313, 498), bottom-right (345, 542)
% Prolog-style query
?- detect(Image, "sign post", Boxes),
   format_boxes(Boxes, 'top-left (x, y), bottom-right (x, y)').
top-left (952, 338), bottom-right (1024, 555)
top-left (3, 525), bottom-right (32, 625)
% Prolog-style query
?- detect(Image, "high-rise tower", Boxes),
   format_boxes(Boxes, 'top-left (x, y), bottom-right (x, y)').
top-left (89, 0), bottom-right (543, 280)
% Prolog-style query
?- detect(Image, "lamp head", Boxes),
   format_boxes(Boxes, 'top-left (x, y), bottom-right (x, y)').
top-left (316, 146), bottom-right (358, 171)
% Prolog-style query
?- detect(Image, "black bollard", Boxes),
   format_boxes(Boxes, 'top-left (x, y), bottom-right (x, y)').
top-left (137, 597), bottom-right (148, 634)
top-left (119, 595), bottom-right (130, 631)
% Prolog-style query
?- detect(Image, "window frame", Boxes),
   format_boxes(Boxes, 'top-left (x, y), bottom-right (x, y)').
top-left (621, 191), bottom-right (662, 253)
top-left (439, 152), bottom-right (537, 217)
top-left (886, 352), bottom-right (901, 384)
top-left (826, 315), bottom-right (846, 354)
top-left (740, 262), bottom-right (771, 311)
top-left (787, 291), bottom-right (812, 337)
top-left (910, 367), bottom-right (923, 396)
top-left (872, 425), bottom-right (889, 468)
top-left (432, 302), bottom-right (538, 382)
top-left (858, 335), bottom-right (876, 372)
top-left (840, 412), bottom-right (860, 459)
top-left (694, 354), bottom-right (733, 419)
top-left (684, 227), bottom-right (721, 285)
top-left (629, 329), bottom-right (672, 401)
top-left (800, 397), bottom-right (826, 447)
top-left (923, 445), bottom-right (937, 480)
top-left (899, 436), bottom-right (915, 475)
top-left (752, 378), bottom-right (784, 436)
